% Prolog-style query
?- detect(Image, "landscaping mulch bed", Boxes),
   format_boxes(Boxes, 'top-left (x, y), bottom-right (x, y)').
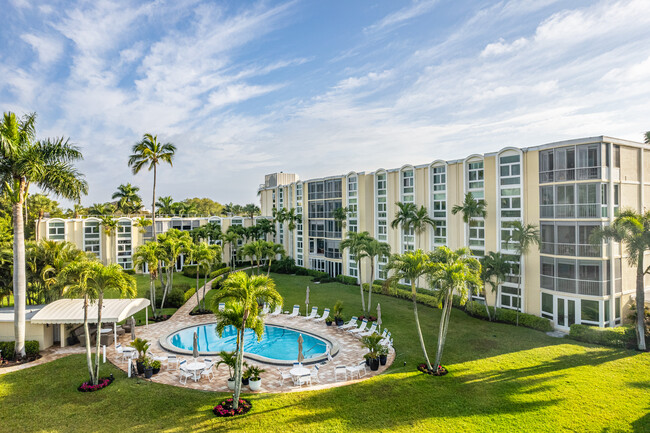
top-left (78, 376), bottom-right (114, 392)
top-left (213, 398), bottom-right (252, 417)
top-left (150, 315), bottom-right (171, 323)
top-left (0, 355), bottom-right (41, 368)
top-left (358, 315), bottom-right (378, 322)
top-left (418, 363), bottom-right (448, 376)
top-left (189, 309), bottom-right (213, 316)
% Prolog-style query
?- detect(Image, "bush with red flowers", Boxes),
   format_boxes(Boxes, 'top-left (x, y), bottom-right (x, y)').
top-left (418, 363), bottom-right (448, 376)
top-left (78, 377), bottom-right (113, 392)
top-left (213, 398), bottom-right (252, 417)
top-left (358, 315), bottom-right (377, 322)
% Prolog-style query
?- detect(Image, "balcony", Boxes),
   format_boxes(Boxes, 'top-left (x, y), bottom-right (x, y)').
top-left (540, 204), bottom-right (602, 219)
top-left (540, 276), bottom-right (610, 296)
top-left (541, 242), bottom-right (602, 257)
top-left (539, 167), bottom-right (601, 184)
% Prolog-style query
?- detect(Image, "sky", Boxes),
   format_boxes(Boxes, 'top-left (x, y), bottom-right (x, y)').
top-left (2, 0), bottom-right (650, 209)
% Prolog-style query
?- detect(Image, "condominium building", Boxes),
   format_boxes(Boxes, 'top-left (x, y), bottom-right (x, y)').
top-left (258, 136), bottom-right (650, 330)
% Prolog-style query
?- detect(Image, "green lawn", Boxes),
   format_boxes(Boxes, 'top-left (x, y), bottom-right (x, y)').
top-left (1, 273), bottom-right (648, 432)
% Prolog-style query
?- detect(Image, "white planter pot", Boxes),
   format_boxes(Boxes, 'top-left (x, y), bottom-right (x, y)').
top-left (249, 378), bottom-right (261, 391)
top-left (227, 379), bottom-right (236, 391)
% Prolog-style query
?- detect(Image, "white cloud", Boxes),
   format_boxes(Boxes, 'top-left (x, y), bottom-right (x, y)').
top-left (481, 37), bottom-right (528, 57)
top-left (365, 0), bottom-right (439, 34)
top-left (20, 33), bottom-right (64, 64)
top-left (207, 83), bottom-right (283, 109)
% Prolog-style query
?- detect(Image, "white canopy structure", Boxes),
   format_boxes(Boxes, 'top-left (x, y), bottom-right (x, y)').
top-left (31, 298), bottom-right (150, 325)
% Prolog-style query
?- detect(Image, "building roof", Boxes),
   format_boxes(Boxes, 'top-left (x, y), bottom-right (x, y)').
top-left (0, 305), bottom-right (46, 323)
top-left (30, 298), bottom-right (150, 325)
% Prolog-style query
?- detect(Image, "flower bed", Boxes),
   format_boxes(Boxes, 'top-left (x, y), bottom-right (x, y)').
top-left (358, 315), bottom-right (377, 322)
top-left (78, 377), bottom-right (113, 392)
top-left (213, 398), bottom-right (252, 417)
top-left (418, 363), bottom-right (448, 376)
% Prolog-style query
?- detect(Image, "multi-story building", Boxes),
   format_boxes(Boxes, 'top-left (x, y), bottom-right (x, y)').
top-left (259, 136), bottom-right (650, 330)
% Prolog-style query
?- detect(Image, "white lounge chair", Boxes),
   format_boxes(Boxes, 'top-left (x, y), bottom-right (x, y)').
top-left (287, 305), bottom-right (300, 318)
top-left (348, 319), bottom-right (368, 334)
top-left (260, 303), bottom-right (270, 315)
top-left (339, 316), bottom-right (358, 329)
top-left (310, 365), bottom-right (321, 383)
top-left (380, 332), bottom-right (393, 347)
top-left (358, 323), bottom-right (378, 338)
top-left (314, 308), bottom-right (330, 322)
top-left (167, 354), bottom-right (179, 370)
top-left (178, 360), bottom-right (193, 385)
top-left (303, 306), bottom-right (318, 320)
top-left (201, 358), bottom-right (215, 382)
top-left (334, 365), bottom-right (348, 381)
top-left (347, 361), bottom-right (367, 379)
top-left (218, 302), bottom-right (225, 312)
top-left (270, 305), bottom-right (282, 316)
top-left (277, 368), bottom-right (293, 387)
top-left (379, 328), bottom-right (388, 339)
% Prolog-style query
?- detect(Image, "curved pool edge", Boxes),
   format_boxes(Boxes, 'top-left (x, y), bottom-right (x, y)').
top-left (158, 322), bottom-right (340, 366)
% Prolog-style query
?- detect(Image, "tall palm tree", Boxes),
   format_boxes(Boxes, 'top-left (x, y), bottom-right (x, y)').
top-left (239, 240), bottom-right (267, 274)
top-left (134, 216), bottom-right (152, 234)
top-left (360, 238), bottom-right (391, 313)
top-left (506, 221), bottom-right (540, 326)
top-left (30, 194), bottom-right (52, 241)
top-left (111, 183), bottom-right (143, 215)
top-left (391, 202), bottom-right (417, 251)
top-left (188, 242), bottom-right (213, 309)
top-left (255, 218), bottom-right (275, 241)
top-left (221, 231), bottom-right (241, 269)
top-left (31, 239), bottom-right (87, 304)
top-left (428, 246), bottom-right (481, 372)
top-left (451, 192), bottom-right (487, 248)
top-left (644, 131), bottom-right (650, 145)
top-left (591, 210), bottom-right (650, 350)
top-left (133, 241), bottom-right (160, 317)
top-left (200, 244), bottom-right (221, 311)
top-left (99, 216), bottom-right (118, 260)
top-left (211, 272), bottom-right (282, 410)
top-left (265, 242), bottom-right (285, 276)
top-left (155, 196), bottom-right (175, 216)
top-left (87, 203), bottom-right (115, 216)
top-left (157, 229), bottom-right (191, 310)
top-left (0, 111), bottom-right (88, 358)
top-left (385, 250), bottom-right (434, 370)
top-left (242, 203), bottom-right (260, 223)
top-left (128, 134), bottom-right (176, 239)
top-left (480, 251), bottom-right (511, 321)
top-left (341, 231), bottom-right (373, 312)
top-left (333, 206), bottom-right (349, 230)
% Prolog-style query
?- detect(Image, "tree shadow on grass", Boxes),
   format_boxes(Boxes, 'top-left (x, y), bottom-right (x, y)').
top-left (628, 381), bottom-right (650, 433)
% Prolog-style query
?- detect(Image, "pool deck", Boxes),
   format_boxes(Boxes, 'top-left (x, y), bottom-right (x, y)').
top-left (107, 278), bottom-right (395, 393)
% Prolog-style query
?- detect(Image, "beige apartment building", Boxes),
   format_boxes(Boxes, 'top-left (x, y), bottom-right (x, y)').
top-left (259, 136), bottom-right (650, 330)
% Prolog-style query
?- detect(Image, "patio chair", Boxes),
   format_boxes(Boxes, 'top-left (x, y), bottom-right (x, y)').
top-left (358, 323), bottom-right (378, 338)
top-left (178, 360), bottom-right (193, 385)
top-left (348, 319), bottom-right (368, 334)
top-left (115, 343), bottom-right (125, 362)
top-left (379, 328), bottom-right (388, 339)
top-left (303, 306), bottom-right (318, 320)
top-left (296, 373), bottom-right (311, 387)
top-left (314, 308), bottom-right (330, 322)
top-left (148, 350), bottom-right (168, 367)
top-left (201, 358), bottom-right (215, 382)
top-left (339, 316), bottom-right (359, 329)
top-left (167, 354), bottom-right (179, 370)
top-left (293, 362), bottom-right (303, 368)
top-left (380, 332), bottom-right (393, 347)
top-left (287, 305), bottom-right (300, 318)
top-left (260, 303), bottom-right (270, 315)
top-left (270, 305), bottom-right (283, 316)
top-left (310, 365), bottom-right (321, 383)
top-left (334, 365), bottom-right (348, 381)
top-left (277, 368), bottom-right (293, 387)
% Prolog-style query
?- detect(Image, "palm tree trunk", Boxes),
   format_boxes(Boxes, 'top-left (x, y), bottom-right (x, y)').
top-left (484, 287), bottom-right (492, 321)
top-left (12, 181), bottom-right (27, 359)
top-left (195, 267), bottom-right (201, 310)
top-left (233, 311), bottom-right (248, 411)
top-left (93, 294), bottom-right (103, 385)
top-left (83, 294), bottom-right (95, 384)
top-left (412, 281), bottom-right (432, 370)
top-left (152, 165), bottom-right (157, 239)
top-left (149, 276), bottom-right (157, 317)
top-left (516, 256), bottom-right (522, 326)
top-left (160, 266), bottom-right (171, 311)
top-left (267, 256), bottom-right (273, 277)
top-left (202, 272), bottom-right (208, 311)
top-left (434, 291), bottom-right (454, 370)
top-left (636, 258), bottom-right (647, 351)
top-left (359, 258), bottom-right (366, 314)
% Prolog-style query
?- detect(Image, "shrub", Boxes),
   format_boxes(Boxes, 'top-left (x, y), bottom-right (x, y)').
top-left (336, 275), bottom-right (358, 286)
top-left (184, 287), bottom-right (197, 303)
top-left (209, 267), bottom-right (231, 280)
top-left (146, 286), bottom-right (186, 309)
top-left (174, 283), bottom-right (192, 292)
top-left (0, 340), bottom-right (39, 360)
top-left (182, 265), bottom-right (198, 278)
top-left (464, 300), bottom-right (553, 332)
top-left (295, 267), bottom-right (310, 276)
top-left (123, 269), bottom-right (136, 275)
top-left (568, 324), bottom-right (636, 348)
top-left (25, 341), bottom-right (39, 357)
top-left (270, 257), bottom-right (297, 274)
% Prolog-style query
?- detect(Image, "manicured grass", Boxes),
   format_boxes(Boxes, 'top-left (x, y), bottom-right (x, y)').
top-left (1, 273), bottom-right (648, 432)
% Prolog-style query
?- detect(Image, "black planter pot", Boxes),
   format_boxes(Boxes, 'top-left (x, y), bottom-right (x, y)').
top-left (242, 378), bottom-right (250, 386)
top-left (326, 321), bottom-right (333, 327)
top-left (152, 367), bottom-right (160, 375)
top-left (335, 318), bottom-right (344, 326)
top-left (369, 358), bottom-right (380, 371)
top-left (144, 367), bottom-right (153, 379)
top-left (365, 358), bottom-right (370, 366)
top-left (379, 354), bottom-right (387, 366)
top-left (136, 361), bottom-right (145, 375)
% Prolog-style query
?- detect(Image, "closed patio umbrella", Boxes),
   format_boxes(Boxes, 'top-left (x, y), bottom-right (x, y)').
top-left (193, 331), bottom-right (199, 360)
top-left (297, 334), bottom-right (304, 363)
top-left (376, 303), bottom-right (382, 332)
top-left (305, 286), bottom-right (310, 315)
top-left (130, 316), bottom-right (136, 341)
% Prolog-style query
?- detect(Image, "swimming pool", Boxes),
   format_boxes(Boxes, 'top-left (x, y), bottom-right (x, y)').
top-left (164, 323), bottom-right (333, 364)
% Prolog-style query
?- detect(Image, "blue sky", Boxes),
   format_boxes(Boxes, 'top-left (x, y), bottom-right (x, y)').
top-left (2, 0), bottom-right (650, 208)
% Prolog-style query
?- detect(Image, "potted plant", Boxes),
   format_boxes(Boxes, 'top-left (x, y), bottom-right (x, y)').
top-left (325, 314), bottom-right (334, 326)
top-left (129, 338), bottom-right (150, 375)
top-left (143, 357), bottom-right (154, 379)
top-left (151, 360), bottom-right (161, 374)
top-left (333, 300), bottom-right (345, 326)
top-left (247, 365), bottom-right (265, 391)
top-left (216, 351), bottom-right (237, 391)
top-left (378, 344), bottom-right (389, 366)
top-left (362, 333), bottom-right (383, 371)
top-left (241, 361), bottom-right (251, 386)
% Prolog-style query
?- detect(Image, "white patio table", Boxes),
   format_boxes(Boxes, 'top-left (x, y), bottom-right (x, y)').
top-left (185, 361), bottom-right (206, 382)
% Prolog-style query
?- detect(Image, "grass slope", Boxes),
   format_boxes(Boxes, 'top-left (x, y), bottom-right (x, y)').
top-left (0, 273), bottom-right (648, 432)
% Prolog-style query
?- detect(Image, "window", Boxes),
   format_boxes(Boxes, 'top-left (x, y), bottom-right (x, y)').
top-left (401, 169), bottom-right (414, 203)
top-left (376, 172), bottom-right (388, 241)
top-left (48, 221), bottom-right (65, 240)
top-left (431, 165), bottom-right (446, 245)
top-left (468, 161), bottom-right (484, 190)
top-left (117, 220), bottom-right (133, 270)
top-left (556, 185), bottom-right (575, 218)
top-left (540, 186), bottom-right (554, 218)
top-left (84, 220), bottom-right (101, 257)
top-left (499, 154), bottom-right (521, 185)
top-left (541, 293), bottom-right (554, 320)
top-left (581, 299), bottom-right (600, 324)
top-left (347, 176), bottom-right (358, 233)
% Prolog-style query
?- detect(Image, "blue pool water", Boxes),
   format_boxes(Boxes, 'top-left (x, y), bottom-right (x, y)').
top-left (168, 324), bottom-right (328, 361)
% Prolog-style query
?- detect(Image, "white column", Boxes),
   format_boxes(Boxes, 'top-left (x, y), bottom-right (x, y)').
top-left (145, 308), bottom-right (148, 328)
top-left (113, 322), bottom-right (117, 349)
top-left (60, 324), bottom-right (66, 348)
top-left (608, 142), bottom-right (616, 327)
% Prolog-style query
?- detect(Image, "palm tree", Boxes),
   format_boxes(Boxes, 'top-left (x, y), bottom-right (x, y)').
top-left (200, 244), bottom-right (221, 311)
top-left (0, 111), bottom-right (88, 358)
top-left (480, 251), bottom-right (511, 321)
top-left (645, 131), bottom-right (650, 144)
top-left (255, 218), bottom-right (275, 241)
top-left (242, 203), bottom-right (260, 223)
top-left (99, 216), bottom-right (118, 259)
top-left (341, 231), bottom-right (373, 312)
top-left (239, 240), bottom-right (267, 274)
top-left (188, 242), bottom-right (213, 310)
top-left (133, 241), bottom-right (160, 317)
top-left (210, 272), bottom-right (282, 410)
top-left (88, 203), bottom-right (115, 216)
top-left (221, 231), bottom-right (240, 269)
top-left (134, 216), bottom-right (152, 234)
top-left (30, 194), bottom-right (52, 241)
top-left (30, 239), bottom-right (87, 304)
top-left (360, 238), bottom-right (391, 313)
top-left (428, 246), bottom-right (481, 372)
top-left (451, 192), bottom-right (487, 248)
top-left (221, 203), bottom-right (236, 217)
top-left (385, 250), bottom-right (434, 370)
top-left (112, 183), bottom-right (143, 215)
top-left (265, 242), bottom-right (285, 276)
top-left (333, 206), bottom-right (349, 230)
top-left (155, 196), bottom-right (174, 216)
top-left (590, 210), bottom-right (650, 350)
top-left (157, 229), bottom-right (191, 310)
top-left (128, 134), bottom-right (176, 239)
top-left (506, 221), bottom-right (540, 326)
top-left (391, 202), bottom-right (417, 251)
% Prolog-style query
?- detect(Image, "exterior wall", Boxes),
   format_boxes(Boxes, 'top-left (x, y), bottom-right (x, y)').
top-left (0, 322), bottom-right (52, 350)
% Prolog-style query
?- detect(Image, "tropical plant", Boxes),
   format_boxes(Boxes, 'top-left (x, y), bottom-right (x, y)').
top-left (88, 203), bottom-right (115, 216)
top-left (112, 183), bottom-right (143, 215)
top-left (385, 250), bottom-right (434, 370)
top-left (155, 196), bottom-right (174, 216)
top-left (128, 133), bottom-right (176, 239)
top-left (215, 350), bottom-right (237, 378)
top-left (242, 203), bottom-right (260, 222)
top-left (188, 242), bottom-right (216, 310)
top-left (220, 230), bottom-right (240, 269)
top-left (359, 238), bottom-right (391, 313)
top-left (452, 192), bottom-right (487, 248)
top-left (332, 206), bottom-right (349, 230)
top-left (156, 229), bottom-right (191, 310)
top-left (505, 221), bottom-right (540, 326)
top-left (264, 242), bottom-right (285, 276)
top-left (201, 244), bottom-right (221, 311)
top-left (134, 216), bottom-right (152, 234)
top-left (480, 251), bottom-right (511, 321)
top-left (590, 210), bottom-right (650, 350)
top-left (65, 203), bottom-right (84, 219)
top-left (239, 240), bottom-right (268, 275)
top-left (391, 203), bottom-right (435, 251)
top-left (645, 131), bottom-right (650, 145)
top-left (0, 111), bottom-right (88, 358)
top-left (361, 333), bottom-right (384, 360)
top-left (29, 194), bottom-right (54, 241)
top-left (211, 272), bottom-right (282, 410)
top-left (133, 241), bottom-right (160, 317)
top-left (129, 337), bottom-right (150, 363)
top-left (246, 365), bottom-right (265, 381)
top-left (428, 246), bottom-right (481, 372)
top-left (332, 300), bottom-right (344, 320)
top-left (255, 218), bottom-right (275, 241)
top-left (29, 239), bottom-right (87, 304)
top-left (340, 231), bottom-right (373, 312)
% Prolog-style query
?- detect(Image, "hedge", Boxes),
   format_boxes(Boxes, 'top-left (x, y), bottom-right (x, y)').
top-left (0, 340), bottom-right (39, 360)
top-left (182, 265), bottom-right (199, 278)
top-left (336, 275), bottom-right (358, 286)
top-left (146, 286), bottom-right (187, 309)
top-left (568, 324), bottom-right (637, 348)
top-left (464, 301), bottom-right (553, 332)
top-left (183, 287), bottom-right (196, 303)
top-left (209, 267), bottom-right (231, 280)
